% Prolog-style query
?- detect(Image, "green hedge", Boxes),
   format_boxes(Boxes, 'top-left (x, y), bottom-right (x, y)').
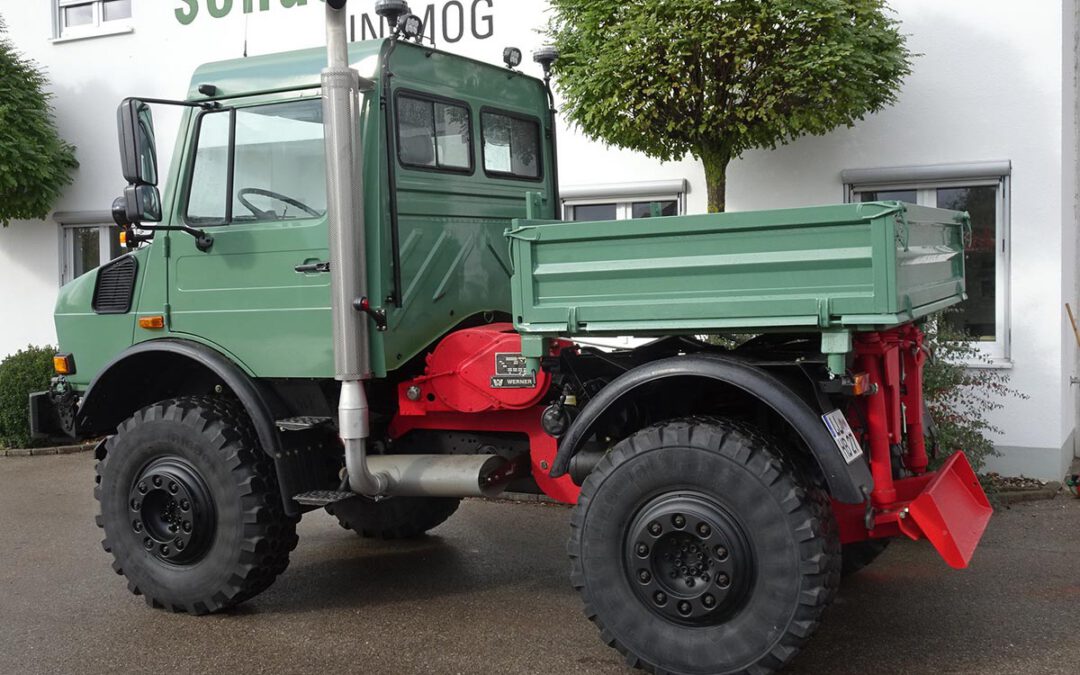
top-left (0, 345), bottom-right (55, 449)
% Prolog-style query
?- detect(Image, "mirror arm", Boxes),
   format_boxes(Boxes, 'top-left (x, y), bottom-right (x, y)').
top-left (134, 224), bottom-right (215, 253)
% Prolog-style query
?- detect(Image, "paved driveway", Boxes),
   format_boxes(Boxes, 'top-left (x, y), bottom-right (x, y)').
top-left (1, 453), bottom-right (1077, 674)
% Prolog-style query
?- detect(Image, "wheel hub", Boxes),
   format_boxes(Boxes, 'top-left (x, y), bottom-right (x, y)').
top-left (625, 492), bottom-right (754, 625)
top-left (128, 457), bottom-right (215, 564)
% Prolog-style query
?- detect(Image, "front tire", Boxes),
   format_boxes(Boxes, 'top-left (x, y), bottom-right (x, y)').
top-left (569, 418), bottom-right (840, 675)
top-left (95, 396), bottom-right (298, 614)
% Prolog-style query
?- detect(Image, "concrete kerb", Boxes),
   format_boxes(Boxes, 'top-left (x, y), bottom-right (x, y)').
top-left (0, 443), bottom-right (96, 458)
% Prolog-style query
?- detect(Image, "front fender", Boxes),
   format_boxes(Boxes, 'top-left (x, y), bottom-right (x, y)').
top-left (550, 354), bottom-right (873, 504)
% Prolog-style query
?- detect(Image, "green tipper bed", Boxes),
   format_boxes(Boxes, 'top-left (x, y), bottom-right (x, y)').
top-left (508, 201), bottom-right (967, 338)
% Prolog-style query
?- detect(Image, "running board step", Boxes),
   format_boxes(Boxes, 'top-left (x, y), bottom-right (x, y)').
top-left (276, 416), bottom-right (334, 432)
top-left (293, 490), bottom-right (355, 507)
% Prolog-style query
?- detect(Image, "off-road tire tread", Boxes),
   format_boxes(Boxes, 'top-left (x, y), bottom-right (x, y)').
top-left (95, 396), bottom-right (298, 614)
top-left (568, 416), bottom-right (841, 675)
top-left (327, 496), bottom-right (461, 540)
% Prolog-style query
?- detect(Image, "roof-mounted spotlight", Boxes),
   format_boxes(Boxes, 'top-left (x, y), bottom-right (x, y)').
top-left (398, 13), bottom-right (424, 42)
top-left (375, 0), bottom-right (411, 34)
top-left (503, 47), bottom-right (523, 70)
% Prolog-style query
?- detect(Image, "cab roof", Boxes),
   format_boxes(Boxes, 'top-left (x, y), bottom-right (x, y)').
top-left (187, 39), bottom-right (545, 102)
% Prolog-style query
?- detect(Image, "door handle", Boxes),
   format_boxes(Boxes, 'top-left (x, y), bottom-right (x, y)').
top-left (295, 261), bottom-right (330, 274)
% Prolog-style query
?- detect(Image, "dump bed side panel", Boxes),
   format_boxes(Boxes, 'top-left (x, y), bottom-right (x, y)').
top-left (509, 202), bottom-right (966, 336)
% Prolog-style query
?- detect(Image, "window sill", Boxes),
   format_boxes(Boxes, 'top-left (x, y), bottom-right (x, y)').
top-left (956, 358), bottom-right (1013, 370)
top-left (51, 24), bottom-right (134, 44)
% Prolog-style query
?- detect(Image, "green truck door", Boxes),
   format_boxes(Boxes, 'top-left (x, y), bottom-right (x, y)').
top-left (166, 97), bottom-right (334, 378)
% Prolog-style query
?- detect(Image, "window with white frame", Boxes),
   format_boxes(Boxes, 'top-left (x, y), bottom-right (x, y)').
top-left (843, 161), bottom-right (1011, 361)
top-left (54, 0), bottom-right (132, 40)
top-left (562, 179), bottom-right (687, 222)
top-left (58, 221), bottom-right (123, 285)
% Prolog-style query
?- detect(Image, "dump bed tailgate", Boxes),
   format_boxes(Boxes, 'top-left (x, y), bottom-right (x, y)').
top-left (508, 201), bottom-right (966, 336)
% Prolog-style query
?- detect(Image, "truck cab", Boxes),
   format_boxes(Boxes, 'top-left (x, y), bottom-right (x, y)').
top-left (52, 38), bottom-right (556, 392)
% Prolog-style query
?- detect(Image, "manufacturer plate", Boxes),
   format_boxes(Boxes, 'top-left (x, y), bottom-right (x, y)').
top-left (492, 353), bottom-right (535, 389)
top-left (822, 410), bottom-right (863, 464)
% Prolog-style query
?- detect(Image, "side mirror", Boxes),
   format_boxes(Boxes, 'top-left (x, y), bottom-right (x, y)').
top-left (123, 184), bottom-right (162, 223)
top-left (118, 99), bottom-right (159, 186)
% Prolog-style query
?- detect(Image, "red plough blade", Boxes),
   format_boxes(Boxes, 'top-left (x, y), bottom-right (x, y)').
top-left (897, 452), bottom-right (992, 569)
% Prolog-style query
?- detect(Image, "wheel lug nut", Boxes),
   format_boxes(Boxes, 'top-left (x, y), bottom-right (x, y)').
top-left (180, 499), bottom-right (191, 511)
top-left (702, 573), bottom-right (711, 583)
top-left (714, 545), bottom-right (728, 560)
top-left (137, 482), bottom-right (148, 494)
top-left (687, 578), bottom-right (695, 588)
top-left (703, 594), bottom-right (716, 608)
top-left (168, 482), bottom-right (179, 495)
top-left (638, 570), bottom-right (652, 583)
top-left (160, 545), bottom-right (170, 556)
top-left (143, 538), bottom-right (153, 550)
top-left (718, 573), bottom-right (731, 588)
top-left (672, 514), bottom-right (686, 528)
top-left (678, 601), bottom-right (692, 615)
top-left (697, 523), bottom-right (711, 537)
top-left (182, 521), bottom-right (192, 533)
top-left (648, 521), bottom-right (662, 536)
top-left (132, 520), bottom-right (143, 532)
top-left (636, 543), bottom-right (649, 557)
top-left (654, 591), bottom-right (667, 605)
top-left (175, 540), bottom-right (185, 550)
top-left (152, 476), bottom-right (162, 487)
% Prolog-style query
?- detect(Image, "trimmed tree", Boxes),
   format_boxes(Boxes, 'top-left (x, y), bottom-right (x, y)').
top-left (546, 0), bottom-right (912, 212)
top-left (0, 15), bottom-right (78, 226)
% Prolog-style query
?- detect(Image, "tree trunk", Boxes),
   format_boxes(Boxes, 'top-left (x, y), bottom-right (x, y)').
top-left (699, 148), bottom-right (731, 213)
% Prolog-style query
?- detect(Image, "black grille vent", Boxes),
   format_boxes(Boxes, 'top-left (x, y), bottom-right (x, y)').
top-left (92, 255), bottom-right (138, 314)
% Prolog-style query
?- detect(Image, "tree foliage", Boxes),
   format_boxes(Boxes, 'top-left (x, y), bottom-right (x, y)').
top-left (0, 345), bottom-right (55, 449)
top-left (0, 15), bottom-right (78, 226)
top-left (546, 0), bottom-right (912, 211)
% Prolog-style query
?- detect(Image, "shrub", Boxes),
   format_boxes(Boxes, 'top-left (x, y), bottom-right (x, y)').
top-left (0, 345), bottom-right (55, 448)
top-left (921, 314), bottom-right (1025, 473)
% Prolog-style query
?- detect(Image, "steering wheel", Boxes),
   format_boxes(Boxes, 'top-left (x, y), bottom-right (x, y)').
top-left (237, 188), bottom-right (322, 220)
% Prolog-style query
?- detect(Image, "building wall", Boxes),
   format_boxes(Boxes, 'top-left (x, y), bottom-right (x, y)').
top-left (0, 0), bottom-right (1074, 478)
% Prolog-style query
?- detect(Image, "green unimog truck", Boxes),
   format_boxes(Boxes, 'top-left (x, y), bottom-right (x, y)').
top-left (30, 1), bottom-right (992, 673)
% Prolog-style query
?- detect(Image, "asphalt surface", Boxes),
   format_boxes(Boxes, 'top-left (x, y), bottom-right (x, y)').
top-left (1, 453), bottom-right (1078, 675)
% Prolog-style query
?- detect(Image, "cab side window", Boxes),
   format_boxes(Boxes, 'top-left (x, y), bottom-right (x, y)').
top-left (481, 110), bottom-right (541, 180)
top-left (396, 93), bottom-right (472, 172)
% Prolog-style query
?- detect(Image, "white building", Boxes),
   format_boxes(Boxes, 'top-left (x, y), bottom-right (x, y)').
top-left (0, 0), bottom-right (1077, 480)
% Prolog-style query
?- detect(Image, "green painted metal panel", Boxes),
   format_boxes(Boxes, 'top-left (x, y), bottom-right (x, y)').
top-left (508, 202), bottom-right (966, 337)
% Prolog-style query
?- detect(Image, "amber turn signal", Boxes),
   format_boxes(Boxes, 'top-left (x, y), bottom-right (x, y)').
top-left (53, 353), bottom-right (75, 376)
top-left (851, 372), bottom-right (872, 396)
top-left (139, 315), bottom-right (166, 330)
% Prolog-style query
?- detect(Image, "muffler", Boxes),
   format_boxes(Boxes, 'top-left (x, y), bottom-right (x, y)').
top-left (366, 454), bottom-right (513, 498)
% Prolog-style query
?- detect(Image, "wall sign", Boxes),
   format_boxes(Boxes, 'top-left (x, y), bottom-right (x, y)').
top-left (174, 0), bottom-right (497, 45)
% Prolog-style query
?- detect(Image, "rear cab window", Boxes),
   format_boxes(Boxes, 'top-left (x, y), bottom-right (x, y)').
top-left (395, 91), bottom-right (473, 173)
top-left (480, 109), bottom-right (542, 181)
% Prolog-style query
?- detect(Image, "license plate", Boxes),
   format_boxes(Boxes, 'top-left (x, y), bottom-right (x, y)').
top-left (822, 410), bottom-right (863, 464)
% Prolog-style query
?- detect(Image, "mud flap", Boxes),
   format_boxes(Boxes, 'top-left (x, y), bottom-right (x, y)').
top-left (897, 452), bottom-right (992, 569)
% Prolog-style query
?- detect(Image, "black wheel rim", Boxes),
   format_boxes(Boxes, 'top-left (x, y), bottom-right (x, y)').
top-left (128, 457), bottom-right (216, 564)
top-left (624, 491), bottom-right (754, 625)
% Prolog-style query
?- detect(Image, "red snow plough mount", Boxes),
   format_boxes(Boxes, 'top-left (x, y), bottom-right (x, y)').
top-left (390, 323), bottom-right (991, 569)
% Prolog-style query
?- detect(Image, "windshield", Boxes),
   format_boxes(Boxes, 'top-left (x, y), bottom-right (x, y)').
top-left (186, 99), bottom-right (327, 225)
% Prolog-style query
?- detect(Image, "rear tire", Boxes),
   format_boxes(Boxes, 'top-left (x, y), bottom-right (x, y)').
top-left (327, 496), bottom-right (461, 540)
top-left (95, 396), bottom-right (298, 614)
top-left (569, 418), bottom-right (840, 675)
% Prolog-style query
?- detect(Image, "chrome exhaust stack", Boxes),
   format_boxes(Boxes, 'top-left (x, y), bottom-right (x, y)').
top-left (322, 0), bottom-right (391, 497)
